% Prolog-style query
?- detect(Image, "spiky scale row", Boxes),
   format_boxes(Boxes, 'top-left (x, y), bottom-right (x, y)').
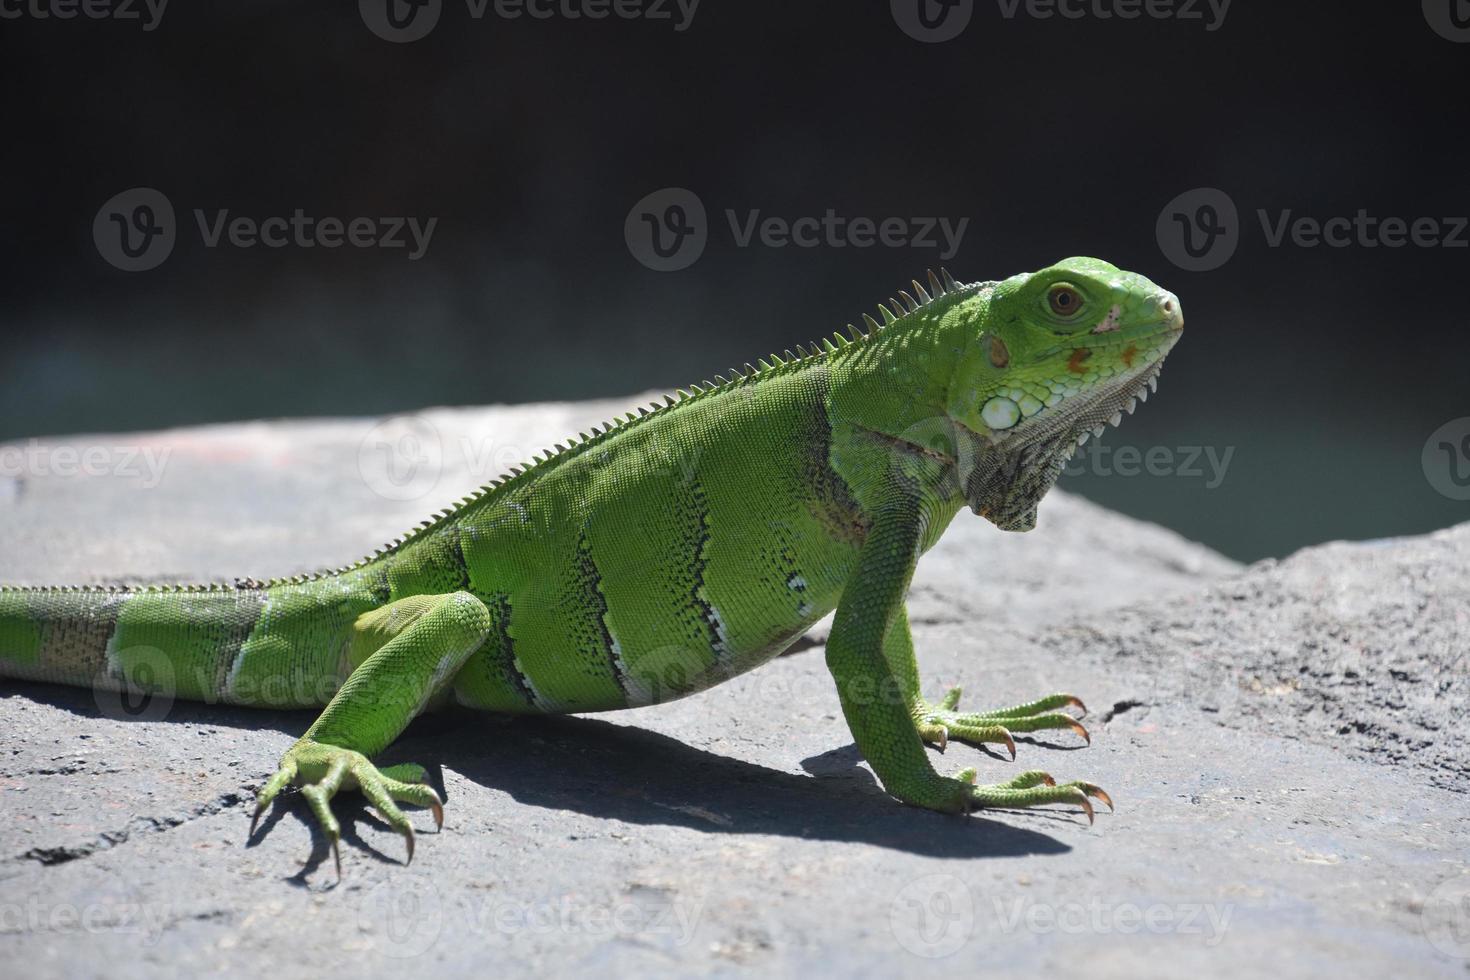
top-left (0, 269), bottom-right (969, 602)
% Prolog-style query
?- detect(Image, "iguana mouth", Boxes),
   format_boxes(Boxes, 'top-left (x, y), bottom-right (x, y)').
top-left (1004, 325), bottom-right (1180, 451)
top-left (959, 316), bottom-right (1182, 530)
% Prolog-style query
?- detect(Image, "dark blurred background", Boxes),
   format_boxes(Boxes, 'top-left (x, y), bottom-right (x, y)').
top-left (2, 1), bottom-right (1466, 562)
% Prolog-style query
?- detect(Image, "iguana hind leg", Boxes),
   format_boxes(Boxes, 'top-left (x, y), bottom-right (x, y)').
top-left (250, 591), bottom-right (491, 875)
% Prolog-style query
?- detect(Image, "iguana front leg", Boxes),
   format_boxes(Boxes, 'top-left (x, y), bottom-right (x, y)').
top-left (825, 483), bottom-right (1110, 820)
top-left (250, 591), bottom-right (492, 875)
top-left (878, 608), bottom-right (1089, 756)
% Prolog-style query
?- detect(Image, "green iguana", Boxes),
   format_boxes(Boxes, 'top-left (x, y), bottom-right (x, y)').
top-left (0, 257), bottom-right (1182, 873)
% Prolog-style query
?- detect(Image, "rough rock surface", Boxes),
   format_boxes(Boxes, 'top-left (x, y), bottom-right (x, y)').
top-left (1, 396), bottom-right (1466, 978)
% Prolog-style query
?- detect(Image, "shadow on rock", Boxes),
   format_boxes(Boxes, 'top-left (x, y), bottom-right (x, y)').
top-left (8, 682), bottom-right (1072, 860)
top-left (402, 714), bottom-right (1072, 859)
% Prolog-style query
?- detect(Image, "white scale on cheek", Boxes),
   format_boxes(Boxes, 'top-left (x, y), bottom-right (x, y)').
top-left (981, 396), bottom-right (1021, 430)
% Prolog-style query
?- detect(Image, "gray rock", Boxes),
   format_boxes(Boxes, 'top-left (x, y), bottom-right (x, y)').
top-left (0, 397), bottom-right (1465, 979)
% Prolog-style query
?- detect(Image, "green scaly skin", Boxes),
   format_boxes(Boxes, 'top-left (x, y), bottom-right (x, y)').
top-left (0, 257), bottom-right (1182, 872)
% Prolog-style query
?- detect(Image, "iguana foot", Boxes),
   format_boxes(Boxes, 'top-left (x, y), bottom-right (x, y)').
top-left (955, 766), bottom-right (1114, 823)
top-left (249, 739), bottom-right (443, 877)
top-left (915, 688), bottom-right (1089, 756)
top-left (891, 767), bottom-right (1114, 823)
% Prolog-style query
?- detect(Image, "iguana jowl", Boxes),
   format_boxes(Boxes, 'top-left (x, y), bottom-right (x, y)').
top-left (0, 257), bottom-right (1183, 871)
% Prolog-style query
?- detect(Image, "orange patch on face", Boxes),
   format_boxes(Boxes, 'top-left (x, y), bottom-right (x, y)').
top-left (1066, 348), bottom-right (1092, 374)
top-left (1120, 344), bottom-right (1138, 368)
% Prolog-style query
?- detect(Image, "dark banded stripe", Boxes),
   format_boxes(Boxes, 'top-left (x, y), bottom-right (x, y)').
top-left (684, 478), bottom-right (730, 668)
top-left (483, 591), bottom-right (538, 709)
top-left (573, 533), bottom-right (630, 695)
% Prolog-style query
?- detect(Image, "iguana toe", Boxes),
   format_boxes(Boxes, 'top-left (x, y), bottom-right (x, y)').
top-left (918, 690), bottom-right (1090, 752)
top-left (967, 778), bottom-right (1113, 824)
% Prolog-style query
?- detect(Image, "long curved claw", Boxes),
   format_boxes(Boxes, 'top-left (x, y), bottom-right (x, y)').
top-left (1073, 789), bottom-right (1096, 826)
top-left (1071, 781), bottom-right (1114, 812)
top-left (1000, 728), bottom-right (1017, 761)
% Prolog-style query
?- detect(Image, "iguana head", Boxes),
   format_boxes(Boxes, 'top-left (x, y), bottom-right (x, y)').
top-left (946, 256), bottom-right (1183, 531)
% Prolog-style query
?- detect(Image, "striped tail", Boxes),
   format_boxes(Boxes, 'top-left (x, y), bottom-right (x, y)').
top-left (0, 578), bottom-right (374, 708)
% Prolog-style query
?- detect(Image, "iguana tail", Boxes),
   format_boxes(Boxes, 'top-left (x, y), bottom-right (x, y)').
top-left (0, 573), bottom-right (382, 708)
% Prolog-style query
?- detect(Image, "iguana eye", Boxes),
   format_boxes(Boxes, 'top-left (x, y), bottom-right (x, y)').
top-left (1047, 283), bottom-right (1083, 318)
